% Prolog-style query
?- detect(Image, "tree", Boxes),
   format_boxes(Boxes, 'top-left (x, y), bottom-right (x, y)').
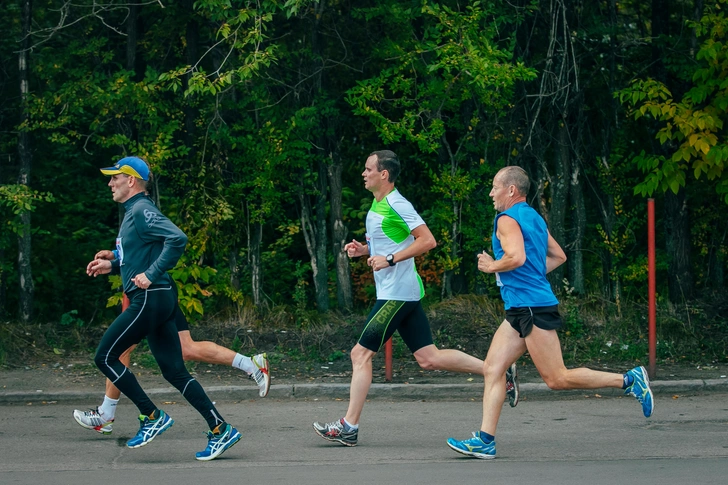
top-left (16, 0), bottom-right (34, 322)
top-left (617, 0), bottom-right (728, 300)
top-left (347, 1), bottom-right (536, 298)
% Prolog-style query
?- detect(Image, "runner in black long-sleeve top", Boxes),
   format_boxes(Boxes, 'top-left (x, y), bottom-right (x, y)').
top-left (86, 156), bottom-right (241, 461)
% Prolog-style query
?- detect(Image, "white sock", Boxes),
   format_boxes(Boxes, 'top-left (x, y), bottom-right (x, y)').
top-left (232, 353), bottom-right (255, 374)
top-left (98, 395), bottom-right (119, 420)
top-left (343, 418), bottom-right (359, 430)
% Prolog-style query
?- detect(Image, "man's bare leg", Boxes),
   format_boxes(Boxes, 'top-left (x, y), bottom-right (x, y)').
top-left (344, 344), bottom-right (376, 425)
top-left (413, 344), bottom-right (484, 375)
top-left (479, 321), bottom-right (527, 435)
top-left (177, 330), bottom-right (235, 365)
top-left (177, 330), bottom-right (270, 397)
top-left (525, 326), bottom-right (623, 390)
top-left (312, 343), bottom-right (374, 446)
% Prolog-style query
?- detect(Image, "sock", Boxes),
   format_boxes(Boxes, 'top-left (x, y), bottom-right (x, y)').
top-left (343, 418), bottom-right (359, 431)
top-left (477, 431), bottom-right (495, 444)
top-left (232, 353), bottom-right (255, 374)
top-left (98, 395), bottom-right (119, 420)
top-left (212, 422), bottom-right (228, 435)
top-left (148, 409), bottom-right (158, 421)
top-left (622, 373), bottom-right (634, 389)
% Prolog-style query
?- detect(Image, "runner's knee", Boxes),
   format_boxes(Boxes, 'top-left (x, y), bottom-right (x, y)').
top-left (541, 372), bottom-right (569, 390)
top-left (180, 343), bottom-right (196, 362)
top-left (93, 350), bottom-right (106, 371)
top-left (414, 352), bottom-right (438, 371)
top-left (482, 358), bottom-right (508, 381)
top-left (350, 345), bottom-right (373, 367)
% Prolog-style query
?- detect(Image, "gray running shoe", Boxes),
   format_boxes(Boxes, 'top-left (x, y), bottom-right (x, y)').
top-left (251, 353), bottom-right (270, 397)
top-left (506, 362), bottom-right (519, 408)
top-left (313, 418), bottom-right (358, 446)
top-left (73, 408), bottom-right (114, 435)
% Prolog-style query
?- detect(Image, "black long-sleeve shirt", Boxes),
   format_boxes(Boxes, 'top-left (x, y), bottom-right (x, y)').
top-left (110, 192), bottom-right (187, 293)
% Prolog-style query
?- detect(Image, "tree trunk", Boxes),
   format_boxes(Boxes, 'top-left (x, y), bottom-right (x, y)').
top-left (126, 4), bottom-right (140, 79)
top-left (651, 0), bottom-right (669, 85)
top-left (0, 156), bottom-right (6, 317)
top-left (229, 248), bottom-right (240, 292)
top-left (439, 143), bottom-right (454, 299)
top-left (690, 0), bottom-right (704, 57)
top-left (17, 0), bottom-right (33, 322)
top-left (313, 161), bottom-right (329, 311)
top-left (651, 0), bottom-right (694, 303)
top-left (328, 149), bottom-right (353, 311)
top-left (664, 190), bottom-right (694, 302)
top-left (126, 3), bottom-right (141, 148)
top-left (250, 222), bottom-right (263, 306)
top-left (183, 0), bottom-right (199, 155)
top-left (299, 165), bottom-right (329, 312)
top-left (706, 228), bottom-right (725, 289)
top-left (592, 0), bottom-right (620, 303)
top-left (301, 0), bottom-right (330, 313)
top-left (548, 121), bottom-right (571, 289)
top-left (568, 161), bottom-right (586, 295)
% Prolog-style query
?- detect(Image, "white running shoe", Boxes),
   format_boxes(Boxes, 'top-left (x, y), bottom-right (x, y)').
top-left (73, 408), bottom-right (114, 435)
top-left (251, 353), bottom-right (270, 397)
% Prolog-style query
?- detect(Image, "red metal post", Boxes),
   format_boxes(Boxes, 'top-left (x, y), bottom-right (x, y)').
top-left (647, 199), bottom-right (656, 379)
top-left (385, 337), bottom-right (393, 381)
top-left (122, 293), bottom-right (130, 312)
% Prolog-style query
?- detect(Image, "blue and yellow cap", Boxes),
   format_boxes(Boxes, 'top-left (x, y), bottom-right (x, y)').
top-left (100, 157), bottom-right (150, 181)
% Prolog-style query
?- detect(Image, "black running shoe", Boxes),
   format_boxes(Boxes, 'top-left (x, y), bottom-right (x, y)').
top-left (506, 362), bottom-right (519, 408)
top-left (313, 418), bottom-right (358, 446)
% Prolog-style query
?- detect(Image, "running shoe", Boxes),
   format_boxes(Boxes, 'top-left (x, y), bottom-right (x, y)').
top-left (195, 423), bottom-right (242, 461)
top-left (312, 418), bottom-right (358, 446)
top-left (624, 365), bottom-right (655, 418)
top-left (251, 353), bottom-right (270, 398)
top-left (446, 432), bottom-right (496, 459)
top-left (506, 362), bottom-right (519, 408)
top-left (73, 408), bottom-right (114, 435)
top-left (126, 409), bottom-right (174, 448)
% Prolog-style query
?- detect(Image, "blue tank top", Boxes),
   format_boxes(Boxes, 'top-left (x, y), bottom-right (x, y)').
top-left (492, 202), bottom-right (559, 309)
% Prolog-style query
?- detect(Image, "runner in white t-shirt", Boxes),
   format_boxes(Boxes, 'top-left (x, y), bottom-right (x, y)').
top-left (312, 150), bottom-right (518, 447)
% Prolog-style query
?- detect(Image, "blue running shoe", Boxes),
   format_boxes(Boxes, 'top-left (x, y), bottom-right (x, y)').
top-left (195, 423), bottom-right (241, 461)
top-left (625, 366), bottom-right (655, 418)
top-left (446, 432), bottom-right (496, 459)
top-left (126, 410), bottom-right (174, 448)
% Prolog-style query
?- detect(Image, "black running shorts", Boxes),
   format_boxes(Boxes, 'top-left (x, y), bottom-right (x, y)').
top-left (358, 300), bottom-right (434, 353)
top-left (505, 305), bottom-right (563, 338)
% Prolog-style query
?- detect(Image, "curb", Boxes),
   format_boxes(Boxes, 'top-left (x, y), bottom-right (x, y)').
top-left (1, 379), bottom-right (726, 404)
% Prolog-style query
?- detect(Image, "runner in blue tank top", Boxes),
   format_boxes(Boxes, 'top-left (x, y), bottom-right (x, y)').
top-left (447, 166), bottom-right (655, 460)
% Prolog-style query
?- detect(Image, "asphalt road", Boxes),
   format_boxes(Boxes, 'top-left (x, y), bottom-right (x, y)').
top-left (1, 393), bottom-right (727, 484)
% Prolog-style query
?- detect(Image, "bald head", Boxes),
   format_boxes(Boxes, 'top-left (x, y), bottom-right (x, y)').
top-left (496, 166), bottom-right (530, 197)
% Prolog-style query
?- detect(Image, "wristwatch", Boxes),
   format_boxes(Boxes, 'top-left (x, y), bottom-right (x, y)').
top-left (386, 254), bottom-right (396, 266)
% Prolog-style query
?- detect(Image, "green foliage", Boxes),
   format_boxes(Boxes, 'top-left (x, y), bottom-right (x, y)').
top-left (0, 0), bottom-right (725, 333)
top-left (59, 310), bottom-right (84, 328)
top-left (0, 185), bottom-right (55, 217)
top-left (347, 1), bottom-right (536, 152)
top-left (617, 0), bottom-right (728, 202)
top-left (171, 255), bottom-right (217, 320)
top-left (160, 0), bottom-right (280, 97)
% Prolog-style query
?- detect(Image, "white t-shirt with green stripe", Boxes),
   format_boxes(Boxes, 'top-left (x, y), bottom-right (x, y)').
top-left (366, 189), bottom-right (426, 301)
